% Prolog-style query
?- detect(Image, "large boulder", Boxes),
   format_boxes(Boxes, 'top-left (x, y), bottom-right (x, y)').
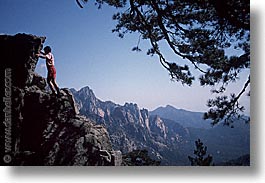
top-left (0, 33), bottom-right (45, 88)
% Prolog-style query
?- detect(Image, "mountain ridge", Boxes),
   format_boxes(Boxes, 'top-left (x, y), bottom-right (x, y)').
top-left (71, 85), bottom-right (250, 165)
top-left (150, 104), bottom-right (213, 129)
top-left (71, 87), bottom-right (213, 129)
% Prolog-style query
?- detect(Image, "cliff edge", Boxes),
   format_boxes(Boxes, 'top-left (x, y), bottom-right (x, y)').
top-left (0, 33), bottom-right (121, 165)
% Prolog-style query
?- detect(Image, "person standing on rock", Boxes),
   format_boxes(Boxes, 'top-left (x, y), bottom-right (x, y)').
top-left (37, 46), bottom-right (60, 96)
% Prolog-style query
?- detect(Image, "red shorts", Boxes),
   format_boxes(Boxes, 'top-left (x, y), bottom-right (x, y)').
top-left (47, 65), bottom-right (56, 79)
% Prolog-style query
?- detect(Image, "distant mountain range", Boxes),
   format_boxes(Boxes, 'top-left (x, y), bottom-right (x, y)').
top-left (150, 105), bottom-right (212, 129)
top-left (70, 86), bottom-right (250, 165)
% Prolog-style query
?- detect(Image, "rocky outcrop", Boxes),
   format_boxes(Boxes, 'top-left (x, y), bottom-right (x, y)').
top-left (0, 34), bottom-right (121, 166)
top-left (0, 34), bottom-right (45, 88)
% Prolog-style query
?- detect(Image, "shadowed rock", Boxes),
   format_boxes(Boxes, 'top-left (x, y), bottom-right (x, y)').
top-left (0, 33), bottom-right (121, 166)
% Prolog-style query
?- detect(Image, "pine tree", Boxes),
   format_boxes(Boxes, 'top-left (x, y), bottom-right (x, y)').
top-left (188, 139), bottom-right (213, 166)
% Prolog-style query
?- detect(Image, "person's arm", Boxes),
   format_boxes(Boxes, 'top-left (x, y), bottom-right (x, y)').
top-left (36, 53), bottom-right (47, 59)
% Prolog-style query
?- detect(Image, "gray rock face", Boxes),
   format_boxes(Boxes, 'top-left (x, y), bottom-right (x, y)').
top-left (0, 34), bottom-right (121, 166)
top-left (72, 86), bottom-right (191, 165)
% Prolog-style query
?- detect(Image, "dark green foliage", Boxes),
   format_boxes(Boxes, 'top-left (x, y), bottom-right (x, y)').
top-left (76, 0), bottom-right (250, 126)
top-left (204, 76), bottom-right (250, 126)
top-left (188, 139), bottom-right (213, 166)
top-left (122, 149), bottom-right (161, 166)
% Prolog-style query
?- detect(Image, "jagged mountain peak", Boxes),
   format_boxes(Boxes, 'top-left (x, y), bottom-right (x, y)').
top-left (78, 86), bottom-right (96, 97)
top-left (69, 88), bottom-right (77, 93)
top-left (124, 102), bottom-right (138, 109)
top-left (79, 85), bottom-right (92, 92)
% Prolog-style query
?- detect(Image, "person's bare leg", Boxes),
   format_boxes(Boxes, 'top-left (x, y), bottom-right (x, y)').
top-left (47, 78), bottom-right (56, 94)
top-left (51, 78), bottom-right (60, 95)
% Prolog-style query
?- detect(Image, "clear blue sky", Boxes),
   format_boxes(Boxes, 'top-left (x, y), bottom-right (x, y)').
top-left (0, 0), bottom-right (250, 113)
